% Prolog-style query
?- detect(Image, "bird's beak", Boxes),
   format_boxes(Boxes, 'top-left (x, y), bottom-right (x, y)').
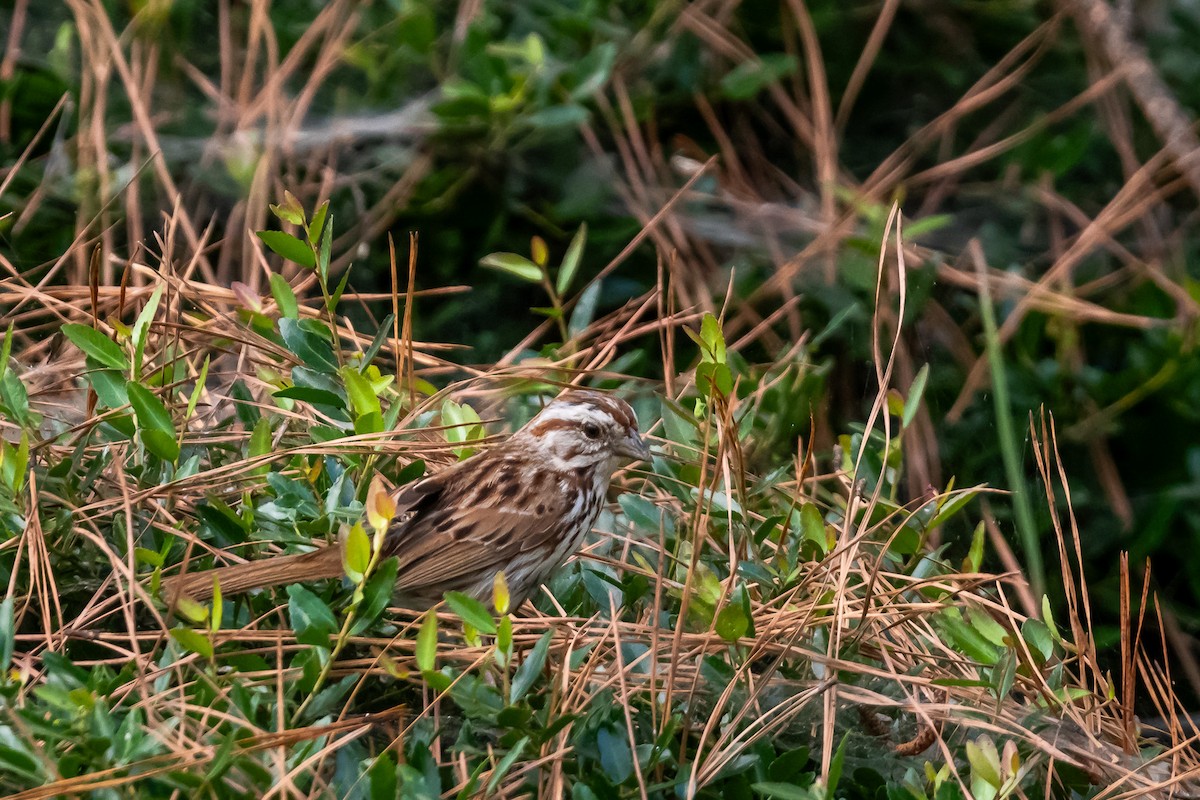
top-left (616, 431), bottom-right (652, 462)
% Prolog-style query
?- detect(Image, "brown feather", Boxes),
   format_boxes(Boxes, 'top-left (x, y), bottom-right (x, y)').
top-left (162, 547), bottom-right (343, 603)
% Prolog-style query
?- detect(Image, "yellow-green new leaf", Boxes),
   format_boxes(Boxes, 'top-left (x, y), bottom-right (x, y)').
top-left (248, 417), bottom-right (271, 477)
top-left (170, 627), bottom-right (214, 659)
top-left (480, 252), bottom-right (542, 283)
top-left (344, 523), bottom-right (371, 583)
top-left (210, 577), bottom-right (222, 632)
top-left (556, 223), bottom-right (587, 295)
top-left (342, 366), bottom-right (382, 420)
top-left (416, 611), bottom-right (438, 672)
top-left (269, 273), bottom-right (299, 319)
top-left (270, 190), bottom-right (305, 226)
top-left (699, 313), bottom-right (726, 363)
top-left (493, 571), bottom-right (511, 616)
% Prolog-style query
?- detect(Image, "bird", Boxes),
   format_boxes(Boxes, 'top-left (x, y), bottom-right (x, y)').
top-left (161, 389), bottom-right (651, 610)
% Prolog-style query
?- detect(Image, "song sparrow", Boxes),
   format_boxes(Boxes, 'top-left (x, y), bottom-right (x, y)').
top-left (163, 389), bottom-right (650, 610)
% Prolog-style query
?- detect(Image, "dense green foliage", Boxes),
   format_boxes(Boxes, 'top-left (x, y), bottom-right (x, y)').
top-left (0, 206), bottom-right (1103, 797)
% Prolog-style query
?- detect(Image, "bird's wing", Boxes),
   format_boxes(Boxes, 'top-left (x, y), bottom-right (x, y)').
top-left (383, 456), bottom-right (574, 596)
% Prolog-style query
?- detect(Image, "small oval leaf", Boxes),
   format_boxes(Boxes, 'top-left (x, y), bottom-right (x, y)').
top-left (479, 252), bottom-right (542, 283)
top-left (257, 230), bottom-right (316, 268)
top-left (62, 324), bottom-right (129, 370)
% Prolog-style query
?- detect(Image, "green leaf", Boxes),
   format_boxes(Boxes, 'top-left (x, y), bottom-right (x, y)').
top-left (480, 252), bottom-right (542, 283)
top-left (485, 737), bottom-right (529, 795)
top-left (1022, 618), bottom-right (1054, 663)
top-left (1041, 595), bottom-right (1062, 644)
top-left (302, 674), bottom-right (357, 723)
top-left (991, 648), bottom-right (1016, 701)
top-left (287, 584), bottom-right (338, 647)
top-left (87, 367), bottom-right (129, 410)
top-left (135, 547), bottom-right (163, 567)
top-left (556, 223), bottom-right (588, 295)
top-left (495, 615), bottom-right (513, 668)
top-left (902, 364), bottom-right (930, 429)
top-left (0, 741), bottom-right (42, 782)
top-left (0, 371), bottom-right (31, 427)
top-left (695, 361), bottom-right (732, 398)
top-left (511, 630), bottom-right (552, 702)
top-left (248, 417), bottom-right (271, 477)
top-left (211, 577), bottom-right (223, 632)
top-left (308, 200), bottom-right (330, 247)
top-left (905, 213), bottom-right (953, 239)
top-left (966, 738), bottom-right (1003, 788)
top-left (799, 502), bottom-right (827, 553)
top-left (715, 602), bottom-right (749, 643)
top-left (827, 733), bottom-right (850, 795)
top-left (720, 53), bottom-right (799, 100)
top-left (967, 607), bottom-right (1009, 647)
top-left (342, 366), bottom-right (382, 420)
top-left (354, 411), bottom-right (383, 435)
top-left (141, 428), bottom-right (180, 462)
top-left (185, 356), bottom-right (210, 422)
top-left (256, 230), bottom-right (316, 268)
top-left (767, 747), bottom-right (811, 783)
top-left (441, 399), bottom-right (483, 456)
top-left (343, 523), bottom-right (370, 582)
top-left (445, 591), bottom-right (497, 635)
top-left (750, 783), bottom-right (810, 800)
top-left (126, 382), bottom-right (179, 461)
top-left (8, 432), bottom-right (28, 493)
top-left (127, 381), bottom-right (174, 434)
top-left (269, 273), bottom-right (299, 319)
top-left (62, 324), bottom-right (128, 370)
top-left (174, 596), bottom-right (210, 625)
top-left (361, 314), bottom-right (395, 369)
top-left (937, 608), bottom-right (1000, 665)
top-left (316, 212), bottom-right (333, 285)
top-left (0, 322), bottom-right (12, 387)
top-left (170, 627), bottom-right (214, 659)
top-left (278, 318), bottom-right (338, 373)
top-left (618, 494), bottom-right (665, 532)
top-left (415, 611), bottom-right (438, 672)
top-left (567, 280), bottom-right (601, 339)
top-left (397, 459), bottom-right (426, 487)
top-left (131, 283), bottom-right (164, 377)
top-left (273, 386), bottom-right (345, 409)
top-left (699, 312), bottom-right (726, 362)
top-left (0, 596), bottom-right (13, 672)
top-left (367, 752), bottom-right (399, 800)
top-left (524, 100), bottom-right (592, 127)
top-left (270, 191), bottom-right (305, 226)
top-left (569, 42), bottom-right (616, 101)
top-left (964, 520), bottom-right (986, 573)
top-left (351, 557), bottom-right (399, 635)
top-left (595, 726), bottom-right (632, 784)
top-left (328, 265), bottom-right (352, 312)
top-left (927, 487), bottom-right (982, 531)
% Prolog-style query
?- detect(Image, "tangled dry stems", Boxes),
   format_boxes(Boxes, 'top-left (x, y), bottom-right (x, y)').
top-left (0, 260), bottom-right (1196, 797)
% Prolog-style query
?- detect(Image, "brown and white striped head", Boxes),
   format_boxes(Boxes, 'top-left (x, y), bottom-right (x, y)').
top-left (514, 389), bottom-right (650, 471)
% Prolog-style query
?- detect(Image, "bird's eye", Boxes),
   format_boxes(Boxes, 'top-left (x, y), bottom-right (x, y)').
top-left (582, 422), bottom-right (601, 440)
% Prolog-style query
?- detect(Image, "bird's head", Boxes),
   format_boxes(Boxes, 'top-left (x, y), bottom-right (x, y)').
top-left (518, 389), bottom-right (650, 470)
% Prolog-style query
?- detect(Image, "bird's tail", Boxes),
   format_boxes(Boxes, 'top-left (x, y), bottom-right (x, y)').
top-left (161, 547), bottom-right (344, 603)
